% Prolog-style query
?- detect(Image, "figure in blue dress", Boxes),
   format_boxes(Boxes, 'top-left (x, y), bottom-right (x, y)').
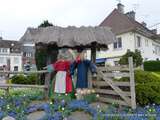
top-left (70, 49), bottom-right (97, 89)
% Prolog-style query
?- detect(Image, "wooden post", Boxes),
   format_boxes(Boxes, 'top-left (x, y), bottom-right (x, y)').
top-left (128, 57), bottom-right (136, 109)
top-left (90, 46), bottom-right (96, 88)
top-left (5, 87), bottom-right (9, 95)
top-left (44, 73), bottom-right (50, 100)
top-left (91, 47), bottom-right (96, 63)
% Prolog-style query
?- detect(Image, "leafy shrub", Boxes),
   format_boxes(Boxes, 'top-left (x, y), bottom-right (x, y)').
top-left (117, 70), bottom-right (160, 106)
top-left (11, 74), bottom-right (28, 84)
top-left (11, 73), bottom-right (38, 84)
top-left (144, 60), bottom-right (160, 71)
top-left (119, 49), bottom-right (143, 67)
top-left (27, 73), bottom-right (38, 84)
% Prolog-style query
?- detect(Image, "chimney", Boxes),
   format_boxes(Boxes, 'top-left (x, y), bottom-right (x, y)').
top-left (151, 29), bottom-right (157, 34)
top-left (141, 22), bottom-right (147, 27)
top-left (126, 11), bottom-right (135, 20)
top-left (117, 3), bottom-right (124, 14)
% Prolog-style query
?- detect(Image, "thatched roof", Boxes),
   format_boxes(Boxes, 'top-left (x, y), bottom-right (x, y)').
top-left (20, 26), bottom-right (116, 48)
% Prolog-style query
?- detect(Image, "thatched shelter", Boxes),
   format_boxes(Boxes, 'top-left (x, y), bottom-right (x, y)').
top-left (20, 25), bottom-right (116, 63)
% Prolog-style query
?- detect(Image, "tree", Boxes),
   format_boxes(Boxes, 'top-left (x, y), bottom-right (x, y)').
top-left (119, 49), bottom-right (143, 67)
top-left (35, 20), bottom-right (54, 70)
top-left (38, 20), bottom-right (53, 28)
top-left (35, 20), bottom-right (57, 84)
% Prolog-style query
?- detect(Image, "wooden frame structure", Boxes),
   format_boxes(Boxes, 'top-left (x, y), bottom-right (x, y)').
top-left (94, 57), bottom-right (136, 109)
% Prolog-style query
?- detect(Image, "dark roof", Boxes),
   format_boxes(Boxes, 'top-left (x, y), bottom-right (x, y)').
top-left (20, 26), bottom-right (116, 48)
top-left (99, 9), bottom-right (159, 39)
top-left (0, 40), bottom-right (22, 53)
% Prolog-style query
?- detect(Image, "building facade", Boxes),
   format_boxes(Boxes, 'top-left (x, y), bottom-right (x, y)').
top-left (98, 3), bottom-right (160, 66)
top-left (0, 38), bottom-right (22, 71)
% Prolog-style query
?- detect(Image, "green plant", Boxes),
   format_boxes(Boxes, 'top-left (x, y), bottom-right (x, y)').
top-left (83, 94), bottom-right (97, 103)
top-left (11, 74), bottom-right (28, 84)
top-left (116, 70), bottom-right (160, 106)
top-left (11, 73), bottom-right (38, 85)
top-left (119, 49), bottom-right (143, 67)
top-left (27, 73), bottom-right (38, 84)
top-left (144, 60), bottom-right (160, 71)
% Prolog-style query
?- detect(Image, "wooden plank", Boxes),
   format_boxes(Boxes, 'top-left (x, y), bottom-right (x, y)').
top-left (97, 68), bottom-right (131, 106)
top-left (98, 66), bottom-right (129, 72)
top-left (129, 57), bottom-right (136, 109)
top-left (95, 89), bottom-right (131, 96)
top-left (93, 81), bottom-right (130, 87)
top-left (99, 97), bottom-right (131, 106)
top-left (0, 70), bottom-right (48, 74)
top-left (0, 84), bottom-right (46, 88)
top-left (103, 72), bottom-right (130, 78)
top-left (44, 73), bottom-right (51, 100)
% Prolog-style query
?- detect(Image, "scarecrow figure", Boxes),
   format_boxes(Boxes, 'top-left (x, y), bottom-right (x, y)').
top-left (47, 49), bottom-right (74, 94)
top-left (70, 49), bottom-right (97, 99)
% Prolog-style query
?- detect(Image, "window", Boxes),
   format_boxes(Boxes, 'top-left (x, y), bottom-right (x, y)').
top-left (24, 52), bottom-right (32, 57)
top-left (14, 57), bottom-right (19, 64)
top-left (0, 48), bottom-right (8, 53)
top-left (14, 66), bottom-right (18, 71)
top-left (145, 39), bottom-right (149, 46)
top-left (114, 61), bottom-right (119, 66)
top-left (0, 57), bottom-right (5, 64)
top-left (153, 44), bottom-right (160, 55)
top-left (113, 37), bottom-right (122, 49)
top-left (137, 36), bottom-right (141, 47)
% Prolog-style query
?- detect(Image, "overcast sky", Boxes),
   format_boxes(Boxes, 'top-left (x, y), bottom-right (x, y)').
top-left (0, 0), bottom-right (160, 40)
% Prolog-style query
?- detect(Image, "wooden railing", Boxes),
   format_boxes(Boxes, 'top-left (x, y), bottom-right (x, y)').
top-left (0, 70), bottom-right (50, 100)
top-left (94, 57), bottom-right (136, 109)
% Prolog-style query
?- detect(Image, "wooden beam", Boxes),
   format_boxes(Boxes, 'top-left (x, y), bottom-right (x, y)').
top-left (99, 97), bottom-right (131, 106)
top-left (98, 66), bottom-right (129, 72)
top-left (0, 84), bottom-right (46, 88)
top-left (129, 57), bottom-right (136, 109)
top-left (93, 81), bottom-right (130, 87)
top-left (103, 72), bottom-right (130, 78)
top-left (95, 88), bottom-right (131, 96)
top-left (0, 70), bottom-right (48, 74)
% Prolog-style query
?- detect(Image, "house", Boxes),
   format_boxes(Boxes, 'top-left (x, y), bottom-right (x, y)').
top-left (20, 40), bottom-right (36, 71)
top-left (22, 43), bottom-right (36, 71)
top-left (0, 37), bottom-right (22, 71)
top-left (98, 3), bottom-right (160, 66)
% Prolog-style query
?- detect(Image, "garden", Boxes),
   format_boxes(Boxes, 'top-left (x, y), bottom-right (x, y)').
top-left (1, 54), bottom-right (160, 120)
top-left (0, 76), bottom-right (160, 120)
top-left (1, 26), bottom-right (160, 120)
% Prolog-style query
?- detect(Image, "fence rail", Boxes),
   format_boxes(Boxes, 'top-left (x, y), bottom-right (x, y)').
top-left (0, 70), bottom-right (50, 100)
top-left (95, 57), bottom-right (136, 109)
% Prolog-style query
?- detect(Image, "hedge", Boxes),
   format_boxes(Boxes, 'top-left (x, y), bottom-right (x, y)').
top-left (144, 60), bottom-right (160, 71)
top-left (117, 70), bottom-right (160, 106)
top-left (11, 73), bottom-right (38, 85)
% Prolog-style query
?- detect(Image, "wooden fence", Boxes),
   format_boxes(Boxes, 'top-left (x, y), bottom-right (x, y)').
top-left (0, 70), bottom-right (50, 100)
top-left (93, 57), bottom-right (136, 109)
top-left (0, 57), bottom-right (136, 109)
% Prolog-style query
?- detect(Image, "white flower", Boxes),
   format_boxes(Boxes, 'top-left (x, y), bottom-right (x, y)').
top-left (62, 107), bottom-right (65, 111)
top-left (96, 94), bottom-right (99, 98)
top-left (97, 104), bottom-right (100, 109)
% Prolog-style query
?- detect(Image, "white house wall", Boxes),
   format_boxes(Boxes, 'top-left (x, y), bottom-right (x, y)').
top-left (95, 32), bottom-right (160, 66)
top-left (0, 53), bottom-right (22, 71)
top-left (134, 33), bottom-right (160, 61)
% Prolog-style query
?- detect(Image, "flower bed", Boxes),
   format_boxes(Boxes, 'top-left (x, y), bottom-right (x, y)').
top-left (0, 89), bottom-right (160, 120)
